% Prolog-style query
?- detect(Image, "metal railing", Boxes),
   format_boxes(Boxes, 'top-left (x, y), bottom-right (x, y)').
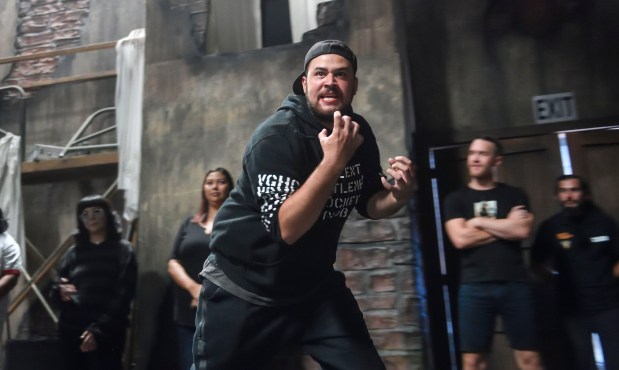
top-left (29, 107), bottom-right (117, 161)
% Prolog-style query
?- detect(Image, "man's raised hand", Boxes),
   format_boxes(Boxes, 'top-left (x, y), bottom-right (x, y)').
top-left (318, 111), bottom-right (364, 171)
top-left (381, 156), bottom-right (415, 203)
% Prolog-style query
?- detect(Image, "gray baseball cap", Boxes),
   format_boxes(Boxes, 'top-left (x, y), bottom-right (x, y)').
top-left (292, 40), bottom-right (358, 95)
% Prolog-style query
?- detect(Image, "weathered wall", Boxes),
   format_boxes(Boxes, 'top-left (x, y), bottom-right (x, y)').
top-left (407, 0), bottom-right (619, 139)
top-left (0, 0), bottom-right (146, 341)
top-left (404, 1), bottom-right (619, 368)
top-left (136, 0), bottom-right (419, 369)
top-left (0, 0), bottom-right (18, 80)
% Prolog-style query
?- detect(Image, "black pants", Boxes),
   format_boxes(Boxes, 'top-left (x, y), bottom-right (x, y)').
top-left (563, 307), bottom-right (619, 370)
top-left (58, 323), bottom-right (126, 370)
top-left (192, 273), bottom-right (386, 370)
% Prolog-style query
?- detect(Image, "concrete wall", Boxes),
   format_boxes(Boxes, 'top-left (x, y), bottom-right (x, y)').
top-left (407, 0), bottom-right (619, 139)
top-left (404, 1), bottom-right (619, 368)
top-left (136, 0), bottom-right (419, 369)
top-left (13, 0), bottom-right (146, 262)
top-left (0, 0), bottom-right (145, 342)
top-left (0, 0), bottom-right (18, 80)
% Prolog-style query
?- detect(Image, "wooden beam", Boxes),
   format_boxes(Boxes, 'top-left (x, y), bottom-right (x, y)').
top-left (0, 41), bottom-right (117, 65)
top-left (8, 235), bottom-right (74, 315)
top-left (22, 151), bottom-right (118, 184)
top-left (20, 70), bottom-right (117, 90)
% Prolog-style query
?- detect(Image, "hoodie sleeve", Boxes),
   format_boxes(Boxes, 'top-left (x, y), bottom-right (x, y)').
top-left (244, 131), bottom-right (303, 240)
top-left (530, 220), bottom-right (554, 265)
top-left (88, 241), bottom-right (137, 341)
top-left (49, 246), bottom-right (76, 306)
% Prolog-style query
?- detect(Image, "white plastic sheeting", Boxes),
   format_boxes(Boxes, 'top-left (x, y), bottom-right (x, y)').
top-left (0, 132), bottom-right (25, 340)
top-left (0, 132), bottom-right (25, 259)
top-left (115, 29), bottom-right (145, 221)
top-left (288, 0), bottom-right (323, 42)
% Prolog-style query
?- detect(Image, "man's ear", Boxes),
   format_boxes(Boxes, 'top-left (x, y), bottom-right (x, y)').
top-left (493, 155), bottom-right (503, 167)
top-left (353, 77), bottom-right (358, 95)
top-left (302, 75), bottom-right (308, 94)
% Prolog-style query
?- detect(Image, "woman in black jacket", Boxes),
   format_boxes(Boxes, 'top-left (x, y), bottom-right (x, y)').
top-left (51, 195), bottom-right (137, 370)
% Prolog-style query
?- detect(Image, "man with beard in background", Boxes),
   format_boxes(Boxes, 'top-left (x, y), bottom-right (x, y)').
top-left (532, 175), bottom-right (619, 370)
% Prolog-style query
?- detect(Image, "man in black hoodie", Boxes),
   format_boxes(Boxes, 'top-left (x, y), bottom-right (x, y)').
top-left (191, 40), bottom-right (415, 370)
top-left (532, 175), bottom-right (619, 370)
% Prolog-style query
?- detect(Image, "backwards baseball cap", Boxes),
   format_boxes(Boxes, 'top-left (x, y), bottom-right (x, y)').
top-left (292, 40), bottom-right (357, 95)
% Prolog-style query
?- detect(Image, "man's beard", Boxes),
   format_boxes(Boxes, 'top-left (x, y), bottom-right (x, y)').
top-left (309, 106), bottom-right (337, 124)
top-left (306, 98), bottom-right (352, 126)
top-left (562, 203), bottom-right (584, 217)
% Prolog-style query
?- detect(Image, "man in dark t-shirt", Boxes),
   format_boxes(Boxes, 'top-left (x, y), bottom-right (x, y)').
top-left (443, 136), bottom-right (542, 370)
top-left (531, 175), bottom-right (619, 370)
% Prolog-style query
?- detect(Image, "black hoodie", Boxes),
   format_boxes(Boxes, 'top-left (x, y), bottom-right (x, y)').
top-left (531, 202), bottom-right (619, 314)
top-left (202, 95), bottom-right (384, 301)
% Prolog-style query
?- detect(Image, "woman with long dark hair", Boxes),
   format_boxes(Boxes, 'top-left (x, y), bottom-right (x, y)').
top-left (51, 195), bottom-right (137, 370)
top-left (167, 168), bottom-right (233, 370)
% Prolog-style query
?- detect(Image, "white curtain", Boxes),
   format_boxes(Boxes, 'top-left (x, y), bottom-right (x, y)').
top-left (288, 0), bottom-right (326, 42)
top-left (0, 132), bottom-right (25, 258)
top-left (206, 0), bottom-right (262, 53)
top-left (0, 132), bottom-right (25, 342)
top-left (115, 29), bottom-right (145, 221)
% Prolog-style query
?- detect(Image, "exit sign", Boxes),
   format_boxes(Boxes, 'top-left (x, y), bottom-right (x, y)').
top-left (532, 92), bottom-right (578, 124)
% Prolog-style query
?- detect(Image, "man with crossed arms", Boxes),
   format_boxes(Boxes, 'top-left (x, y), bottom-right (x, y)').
top-left (443, 136), bottom-right (543, 370)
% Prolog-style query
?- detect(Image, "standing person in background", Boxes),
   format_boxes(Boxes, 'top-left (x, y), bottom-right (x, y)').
top-left (531, 175), bottom-right (619, 370)
top-left (168, 168), bottom-right (233, 370)
top-left (0, 207), bottom-right (22, 340)
top-left (443, 136), bottom-right (543, 370)
top-left (51, 195), bottom-right (137, 370)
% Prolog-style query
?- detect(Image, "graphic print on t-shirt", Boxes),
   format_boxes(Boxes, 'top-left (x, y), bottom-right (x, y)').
top-left (322, 163), bottom-right (364, 221)
top-left (474, 200), bottom-right (497, 218)
top-left (255, 162), bottom-right (366, 230)
top-left (555, 232), bottom-right (574, 249)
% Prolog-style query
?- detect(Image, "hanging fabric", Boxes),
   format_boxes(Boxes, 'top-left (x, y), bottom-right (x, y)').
top-left (0, 132), bottom-right (25, 256)
top-left (288, 0), bottom-right (321, 42)
top-left (0, 132), bottom-right (25, 339)
top-left (205, 0), bottom-right (261, 53)
top-left (115, 29), bottom-right (145, 222)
